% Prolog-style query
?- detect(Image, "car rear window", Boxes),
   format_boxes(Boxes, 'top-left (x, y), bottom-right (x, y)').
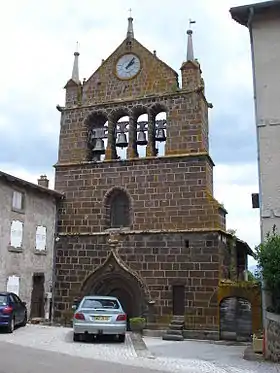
top-left (0, 295), bottom-right (8, 306)
top-left (81, 298), bottom-right (119, 309)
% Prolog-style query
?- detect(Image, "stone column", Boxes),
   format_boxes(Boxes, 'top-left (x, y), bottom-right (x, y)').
top-left (146, 111), bottom-right (156, 157)
top-left (105, 116), bottom-right (117, 160)
top-left (126, 115), bottom-right (138, 159)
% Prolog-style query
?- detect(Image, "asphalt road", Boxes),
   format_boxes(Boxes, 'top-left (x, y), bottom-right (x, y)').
top-left (0, 342), bottom-right (160, 373)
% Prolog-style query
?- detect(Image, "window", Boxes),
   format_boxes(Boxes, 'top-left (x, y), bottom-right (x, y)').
top-left (0, 295), bottom-right (8, 306)
top-left (6, 275), bottom-right (20, 296)
top-left (10, 220), bottom-right (23, 248)
top-left (35, 226), bottom-right (47, 251)
top-left (81, 298), bottom-right (120, 309)
top-left (12, 190), bottom-right (24, 211)
top-left (110, 190), bottom-right (130, 228)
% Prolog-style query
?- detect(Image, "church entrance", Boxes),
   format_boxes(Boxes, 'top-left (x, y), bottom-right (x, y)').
top-left (80, 250), bottom-right (149, 330)
top-left (84, 273), bottom-right (143, 330)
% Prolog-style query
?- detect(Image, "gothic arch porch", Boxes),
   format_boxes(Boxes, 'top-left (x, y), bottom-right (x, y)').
top-left (80, 250), bottom-right (150, 327)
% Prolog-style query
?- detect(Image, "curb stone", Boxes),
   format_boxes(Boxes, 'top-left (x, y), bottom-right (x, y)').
top-left (130, 332), bottom-right (155, 359)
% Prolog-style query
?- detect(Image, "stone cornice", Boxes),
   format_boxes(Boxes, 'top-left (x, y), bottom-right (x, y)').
top-left (57, 85), bottom-right (211, 113)
top-left (53, 151), bottom-right (215, 169)
top-left (57, 227), bottom-right (228, 237)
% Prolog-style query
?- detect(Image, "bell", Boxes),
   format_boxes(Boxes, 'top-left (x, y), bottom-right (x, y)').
top-left (116, 133), bottom-right (128, 148)
top-left (92, 138), bottom-right (105, 154)
top-left (136, 131), bottom-right (148, 146)
top-left (155, 128), bottom-right (166, 142)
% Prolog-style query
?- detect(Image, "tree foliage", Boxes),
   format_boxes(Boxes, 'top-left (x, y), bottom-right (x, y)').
top-left (255, 225), bottom-right (280, 313)
top-left (247, 270), bottom-right (258, 282)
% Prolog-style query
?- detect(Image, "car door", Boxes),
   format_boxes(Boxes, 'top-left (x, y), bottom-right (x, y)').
top-left (9, 294), bottom-right (20, 324)
top-left (9, 294), bottom-right (23, 325)
top-left (13, 294), bottom-right (26, 323)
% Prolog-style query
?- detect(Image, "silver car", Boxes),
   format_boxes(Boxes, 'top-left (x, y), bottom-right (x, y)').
top-left (72, 295), bottom-right (127, 342)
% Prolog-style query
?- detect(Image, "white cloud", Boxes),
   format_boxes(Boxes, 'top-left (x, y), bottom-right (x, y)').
top-left (0, 163), bottom-right (55, 189)
top-left (214, 162), bottom-right (260, 266)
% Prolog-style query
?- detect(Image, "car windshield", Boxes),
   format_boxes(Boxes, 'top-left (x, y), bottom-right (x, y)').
top-left (81, 298), bottom-right (119, 309)
top-left (0, 295), bottom-right (8, 306)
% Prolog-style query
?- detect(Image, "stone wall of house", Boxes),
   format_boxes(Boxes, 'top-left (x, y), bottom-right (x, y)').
top-left (54, 231), bottom-right (221, 330)
top-left (266, 311), bottom-right (280, 362)
top-left (0, 178), bottom-right (57, 317)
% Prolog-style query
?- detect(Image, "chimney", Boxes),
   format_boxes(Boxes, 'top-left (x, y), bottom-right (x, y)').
top-left (38, 175), bottom-right (49, 188)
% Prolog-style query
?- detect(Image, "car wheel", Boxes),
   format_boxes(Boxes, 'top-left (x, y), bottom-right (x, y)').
top-left (73, 333), bottom-right (80, 342)
top-left (118, 334), bottom-right (125, 343)
top-left (8, 317), bottom-right (15, 333)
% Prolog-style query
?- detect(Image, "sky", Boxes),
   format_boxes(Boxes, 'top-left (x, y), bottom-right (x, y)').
top-left (0, 0), bottom-right (262, 267)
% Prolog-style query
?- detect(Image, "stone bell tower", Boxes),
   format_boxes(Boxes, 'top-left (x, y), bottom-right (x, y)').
top-left (54, 16), bottom-right (227, 337)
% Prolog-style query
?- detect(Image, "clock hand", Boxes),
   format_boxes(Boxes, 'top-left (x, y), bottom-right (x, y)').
top-left (125, 57), bottom-right (135, 70)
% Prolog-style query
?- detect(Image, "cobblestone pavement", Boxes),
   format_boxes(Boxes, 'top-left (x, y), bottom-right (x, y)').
top-left (0, 325), bottom-right (279, 372)
top-left (143, 336), bottom-right (280, 373)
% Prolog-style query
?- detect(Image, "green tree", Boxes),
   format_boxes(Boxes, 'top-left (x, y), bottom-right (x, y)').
top-left (255, 225), bottom-right (280, 313)
top-left (247, 270), bottom-right (258, 282)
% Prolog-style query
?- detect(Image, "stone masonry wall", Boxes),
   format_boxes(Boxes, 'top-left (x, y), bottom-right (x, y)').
top-left (54, 231), bottom-right (220, 330)
top-left (266, 312), bottom-right (280, 362)
top-left (57, 91), bottom-right (210, 165)
top-left (55, 155), bottom-right (225, 234)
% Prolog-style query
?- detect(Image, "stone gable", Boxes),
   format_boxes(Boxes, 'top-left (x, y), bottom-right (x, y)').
top-left (83, 38), bottom-right (179, 105)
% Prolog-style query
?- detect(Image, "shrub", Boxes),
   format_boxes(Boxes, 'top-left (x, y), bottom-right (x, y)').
top-left (129, 317), bottom-right (146, 326)
top-left (255, 225), bottom-right (280, 313)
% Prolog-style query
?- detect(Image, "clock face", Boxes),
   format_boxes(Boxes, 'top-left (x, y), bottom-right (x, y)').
top-left (116, 54), bottom-right (141, 80)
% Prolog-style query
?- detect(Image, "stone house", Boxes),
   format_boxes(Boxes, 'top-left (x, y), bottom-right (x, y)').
top-left (0, 171), bottom-right (62, 320)
top-left (231, 0), bottom-right (280, 247)
top-left (53, 16), bottom-right (257, 339)
top-left (231, 0), bottom-right (280, 359)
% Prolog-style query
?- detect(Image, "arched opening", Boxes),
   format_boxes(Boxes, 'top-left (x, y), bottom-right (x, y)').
top-left (136, 113), bottom-right (148, 158)
top-left (93, 275), bottom-right (139, 329)
top-left (220, 296), bottom-right (252, 342)
top-left (81, 251), bottom-right (150, 330)
top-left (115, 115), bottom-right (129, 160)
top-left (155, 111), bottom-right (167, 156)
top-left (86, 111), bottom-right (108, 161)
top-left (104, 188), bottom-right (131, 229)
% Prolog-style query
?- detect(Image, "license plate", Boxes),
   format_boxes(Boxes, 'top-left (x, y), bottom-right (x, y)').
top-left (94, 316), bottom-right (109, 321)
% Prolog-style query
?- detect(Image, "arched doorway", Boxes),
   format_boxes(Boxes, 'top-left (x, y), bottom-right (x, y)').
top-left (220, 297), bottom-right (252, 341)
top-left (81, 250), bottom-right (150, 330)
top-left (92, 274), bottom-right (140, 329)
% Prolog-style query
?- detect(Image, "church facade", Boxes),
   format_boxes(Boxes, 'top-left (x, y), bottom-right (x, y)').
top-left (53, 17), bottom-right (244, 335)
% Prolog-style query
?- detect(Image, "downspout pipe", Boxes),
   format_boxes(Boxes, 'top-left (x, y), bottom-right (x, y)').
top-left (247, 6), bottom-right (267, 353)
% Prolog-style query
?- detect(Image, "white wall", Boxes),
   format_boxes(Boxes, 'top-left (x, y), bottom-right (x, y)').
top-left (252, 12), bottom-right (280, 237)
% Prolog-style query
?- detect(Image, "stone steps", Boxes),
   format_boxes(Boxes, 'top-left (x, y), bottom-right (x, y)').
top-left (168, 323), bottom-right (183, 330)
top-left (162, 315), bottom-right (185, 341)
